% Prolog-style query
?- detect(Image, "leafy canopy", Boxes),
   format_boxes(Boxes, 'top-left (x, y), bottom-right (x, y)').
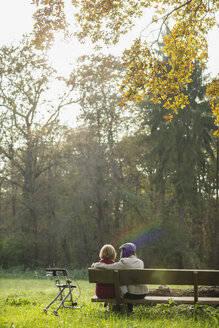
top-left (32, 0), bottom-right (219, 134)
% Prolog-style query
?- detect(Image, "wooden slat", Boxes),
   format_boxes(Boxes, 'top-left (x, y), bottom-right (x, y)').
top-left (89, 268), bottom-right (219, 285)
top-left (118, 269), bottom-right (219, 286)
top-left (123, 296), bottom-right (219, 305)
top-left (92, 295), bottom-right (219, 305)
top-left (198, 271), bottom-right (219, 286)
top-left (91, 296), bottom-right (116, 303)
top-left (88, 268), bottom-right (115, 284)
top-left (118, 269), bottom-right (195, 285)
top-left (123, 296), bottom-right (194, 305)
top-left (197, 297), bottom-right (219, 305)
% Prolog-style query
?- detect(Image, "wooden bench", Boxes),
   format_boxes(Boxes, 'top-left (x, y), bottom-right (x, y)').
top-left (88, 268), bottom-right (219, 308)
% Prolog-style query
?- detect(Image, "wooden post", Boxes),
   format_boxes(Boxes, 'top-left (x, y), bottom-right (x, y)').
top-left (194, 271), bottom-right (198, 304)
top-left (113, 270), bottom-right (121, 309)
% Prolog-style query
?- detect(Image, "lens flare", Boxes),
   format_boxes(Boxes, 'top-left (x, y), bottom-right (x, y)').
top-left (111, 223), bottom-right (165, 250)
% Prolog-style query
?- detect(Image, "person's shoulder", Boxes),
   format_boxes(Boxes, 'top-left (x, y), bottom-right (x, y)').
top-left (128, 256), bottom-right (144, 265)
top-left (136, 257), bottom-right (144, 267)
top-left (135, 256), bottom-right (144, 263)
top-left (120, 256), bottom-right (134, 264)
top-left (138, 258), bottom-right (144, 264)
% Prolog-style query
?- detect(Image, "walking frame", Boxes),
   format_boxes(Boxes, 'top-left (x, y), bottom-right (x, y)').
top-left (44, 267), bottom-right (79, 315)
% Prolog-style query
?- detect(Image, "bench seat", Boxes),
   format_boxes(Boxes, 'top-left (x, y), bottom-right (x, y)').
top-left (91, 295), bottom-right (219, 305)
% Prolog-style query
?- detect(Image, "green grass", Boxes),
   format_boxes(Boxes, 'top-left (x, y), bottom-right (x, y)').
top-left (0, 276), bottom-right (218, 328)
top-left (0, 267), bottom-right (88, 280)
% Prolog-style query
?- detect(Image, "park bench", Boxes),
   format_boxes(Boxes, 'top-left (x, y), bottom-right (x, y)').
top-left (88, 268), bottom-right (219, 309)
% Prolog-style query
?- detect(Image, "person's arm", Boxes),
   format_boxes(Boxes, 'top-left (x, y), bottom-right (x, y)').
top-left (92, 261), bottom-right (124, 270)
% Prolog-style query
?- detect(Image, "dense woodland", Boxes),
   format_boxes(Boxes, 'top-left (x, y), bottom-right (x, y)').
top-left (0, 37), bottom-right (218, 270)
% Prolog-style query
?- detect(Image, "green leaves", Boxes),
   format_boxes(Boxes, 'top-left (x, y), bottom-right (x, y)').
top-left (6, 296), bottom-right (36, 306)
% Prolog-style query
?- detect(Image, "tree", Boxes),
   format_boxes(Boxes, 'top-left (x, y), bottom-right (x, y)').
top-left (135, 61), bottom-right (216, 267)
top-left (0, 37), bottom-right (76, 265)
top-left (31, 0), bottom-right (219, 134)
top-left (72, 54), bottom-right (125, 244)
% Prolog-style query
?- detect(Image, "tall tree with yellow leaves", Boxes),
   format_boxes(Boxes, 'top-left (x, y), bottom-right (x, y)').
top-left (31, 0), bottom-right (219, 134)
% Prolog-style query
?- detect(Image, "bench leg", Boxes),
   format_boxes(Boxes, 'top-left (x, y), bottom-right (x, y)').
top-left (194, 271), bottom-right (198, 304)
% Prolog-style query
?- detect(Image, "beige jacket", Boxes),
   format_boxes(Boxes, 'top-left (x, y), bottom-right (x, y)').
top-left (93, 255), bottom-right (149, 296)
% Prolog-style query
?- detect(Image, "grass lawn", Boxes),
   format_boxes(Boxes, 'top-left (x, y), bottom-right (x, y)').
top-left (0, 274), bottom-right (218, 328)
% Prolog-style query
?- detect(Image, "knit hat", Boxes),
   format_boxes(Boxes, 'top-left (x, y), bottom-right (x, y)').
top-left (119, 242), bottom-right (136, 252)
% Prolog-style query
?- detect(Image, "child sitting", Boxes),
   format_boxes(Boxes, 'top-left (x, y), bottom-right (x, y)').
top-left (95, 244), bottom-right (117, 299)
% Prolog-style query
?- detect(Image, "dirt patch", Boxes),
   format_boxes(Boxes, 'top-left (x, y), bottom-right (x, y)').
top-left (149, 285), bottom-right (219, 297)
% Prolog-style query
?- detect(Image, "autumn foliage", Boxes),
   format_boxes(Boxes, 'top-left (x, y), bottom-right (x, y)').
top-left (32, 0), bottom-right (219, 134)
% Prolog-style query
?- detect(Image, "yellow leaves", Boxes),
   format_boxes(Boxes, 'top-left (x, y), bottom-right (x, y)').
top-left (163, 114), bottom-right (173, 122)
top-left (71, 0), bottom-right (149, 44)
top-left (121, 35), bottom-right (193, 118)
top-left (119, 1), bottom-right (218, 126)
top-left (214, 130), bottom-right (219, 137)
top-left (32, 0), bottom-right (68, 49)
top-left (152, 14), bottom-right (158, 23)
top-left (135, 95), bottom-right (144, 103)
top-left (30, 0), bottom-right (219, 134)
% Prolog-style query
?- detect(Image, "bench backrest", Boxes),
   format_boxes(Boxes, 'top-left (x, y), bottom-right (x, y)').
top-left (89, 268), bottom-right (219, 286)
top-left (118, 269), bottom-right (219, 286)
top-left (89, 269), bottom-right (117, 284)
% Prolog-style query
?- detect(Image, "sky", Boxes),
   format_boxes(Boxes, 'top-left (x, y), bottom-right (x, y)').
top-left (0, 0), bottom-right (218, 125)
top-left (0, 0), bottom-right (218, 74)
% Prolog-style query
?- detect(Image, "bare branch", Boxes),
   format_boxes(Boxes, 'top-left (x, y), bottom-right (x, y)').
top-left (140, 0), bottom-right (193, 42)
top-left (0, 145), bottom-right (25, 175)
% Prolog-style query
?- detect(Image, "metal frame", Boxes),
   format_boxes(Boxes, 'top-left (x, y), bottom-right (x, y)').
top-left (44, 268), bottom-right (78, 315)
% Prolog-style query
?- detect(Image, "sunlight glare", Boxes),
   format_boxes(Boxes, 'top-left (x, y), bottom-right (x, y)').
top-left (48, 36), bottom-right (76, 75)
top-left (48, 34), bottom-right (95, 76)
